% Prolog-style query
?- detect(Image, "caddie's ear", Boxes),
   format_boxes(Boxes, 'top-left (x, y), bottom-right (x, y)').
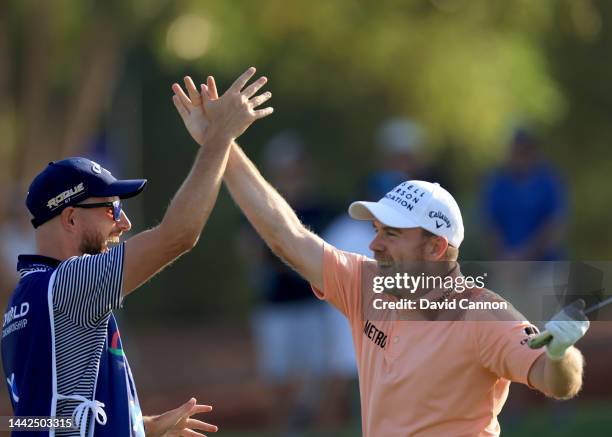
top-left (59, 207), bottom-right (78, 233)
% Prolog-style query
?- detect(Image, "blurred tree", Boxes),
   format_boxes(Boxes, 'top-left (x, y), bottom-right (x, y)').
top-left (0, 0), bottom-right (172, 218)
top-left (0, 0), bottom-right (581, 213)
top-left (3, 0), bottom-right (612, 319)
top-left (155, 0), bottom-right (565, 157)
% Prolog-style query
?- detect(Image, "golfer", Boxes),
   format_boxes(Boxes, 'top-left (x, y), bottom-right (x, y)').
top-left (172, 79), bottom-right (589, 437)
top-left (1, 67), bottom-right (272, 436)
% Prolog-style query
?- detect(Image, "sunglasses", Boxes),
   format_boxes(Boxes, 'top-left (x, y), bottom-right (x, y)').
top-left (73, 199), bottom-right (122, 221)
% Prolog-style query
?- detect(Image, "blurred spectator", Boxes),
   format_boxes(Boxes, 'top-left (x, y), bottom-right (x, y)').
top-left (318, 178), bottom-right (396, 431)
top-left (480, 128), bottom-right (568, 260)
top-left (235, 131), bottom-right (332, 434)
top-left (0, 187), bottom-right (36, 292)
top-left (322, 117), bottom-right (437, 262)
top-left (374, 116), bottom-right (450, 186)
top-left (375, 116), bottom-right (424, 178)
top-left (0, 186), bottom-right (36, 404)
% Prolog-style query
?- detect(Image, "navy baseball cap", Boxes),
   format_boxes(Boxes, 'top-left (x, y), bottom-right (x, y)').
top-left (27, 157), bottom-right (147, 228)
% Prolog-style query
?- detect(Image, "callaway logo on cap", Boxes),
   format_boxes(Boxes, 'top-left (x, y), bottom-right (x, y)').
top-left (348, 180), bottom-right (464, 247)
top-left (26, 157), bottom-right (147, 228)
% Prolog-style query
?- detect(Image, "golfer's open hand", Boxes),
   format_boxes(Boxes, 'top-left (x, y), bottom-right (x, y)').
top-left (173, 67), bottom-right (272, 145)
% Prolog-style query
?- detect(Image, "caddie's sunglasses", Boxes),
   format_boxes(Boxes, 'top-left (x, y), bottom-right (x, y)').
top-left (73, 200), bottom-right (122, 221)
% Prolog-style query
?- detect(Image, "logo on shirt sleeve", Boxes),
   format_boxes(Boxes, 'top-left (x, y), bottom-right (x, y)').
top-left (520, 325), bottom-right (540, 345)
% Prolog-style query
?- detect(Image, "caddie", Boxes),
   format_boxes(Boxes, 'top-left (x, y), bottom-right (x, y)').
top-left (1, 67), bottom-right (272, 436)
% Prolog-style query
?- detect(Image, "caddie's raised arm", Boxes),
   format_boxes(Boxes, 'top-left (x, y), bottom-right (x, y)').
top-left (123, 67), bottom-right (273, 294)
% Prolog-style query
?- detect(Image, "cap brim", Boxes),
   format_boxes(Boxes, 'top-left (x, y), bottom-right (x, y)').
top-left (348, 201), bottom-right (420, 229)
top-left (95, 179), bottom-right (147, 200)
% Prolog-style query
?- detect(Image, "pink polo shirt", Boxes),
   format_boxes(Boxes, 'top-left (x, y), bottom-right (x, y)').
top-left (312, 244), bottom-right (545, 437)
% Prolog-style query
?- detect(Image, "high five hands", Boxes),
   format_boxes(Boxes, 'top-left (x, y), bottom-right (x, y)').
top-left (172, 67), bottom-right (273, 146)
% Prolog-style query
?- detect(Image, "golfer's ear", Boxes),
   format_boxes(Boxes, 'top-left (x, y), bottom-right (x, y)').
top-left (428, 236), bottom-right (448, 261)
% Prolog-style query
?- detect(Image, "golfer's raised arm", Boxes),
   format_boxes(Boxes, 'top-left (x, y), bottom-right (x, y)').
top-left (224, 144), bottom-right (326, 290)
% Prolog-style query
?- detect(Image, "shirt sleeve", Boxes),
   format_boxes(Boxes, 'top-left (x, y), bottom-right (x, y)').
top-left (474, 320), bottom-right (545, 385)
top-left (52, 243), bottom-right (125, 327)
top-left (311, 243), bottom-right (365, 319)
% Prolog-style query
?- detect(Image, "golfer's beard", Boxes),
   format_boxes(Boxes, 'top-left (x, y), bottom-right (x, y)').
top-left (79, 230), bottom-right (106, 255)
top-left (382, 259), bottom-right (439, 299)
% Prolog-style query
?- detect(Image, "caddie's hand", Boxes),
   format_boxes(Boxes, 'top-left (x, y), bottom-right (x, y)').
top-left (544, 299), bottom-right (590, 361)
top-left (172, 77), bottom-right (210, 146)
top-left (144, 398), bottom-right (218, 437)
top-left (200, 67), bottom-right (273, 141)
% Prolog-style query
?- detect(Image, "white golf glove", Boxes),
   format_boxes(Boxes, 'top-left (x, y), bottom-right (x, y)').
top-left (544, 300), bottom-right (590, 361)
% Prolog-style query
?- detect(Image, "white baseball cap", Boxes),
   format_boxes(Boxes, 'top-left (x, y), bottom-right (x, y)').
top-left (348, 180), bottom-right (464, 247)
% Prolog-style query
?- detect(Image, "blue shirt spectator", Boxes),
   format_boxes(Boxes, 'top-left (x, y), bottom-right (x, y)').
top-left (481, 130), bottom-right (568, 261)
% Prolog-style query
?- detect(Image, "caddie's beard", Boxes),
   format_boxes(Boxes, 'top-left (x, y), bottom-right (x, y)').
top-left (79, 230), bottom-right (114, 255)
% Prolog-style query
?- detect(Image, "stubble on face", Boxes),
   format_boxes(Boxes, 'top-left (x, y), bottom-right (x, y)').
top-left (376, 235), bottom-right (438, 299)
top-left (78, 229), bottom-right (107, 255)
